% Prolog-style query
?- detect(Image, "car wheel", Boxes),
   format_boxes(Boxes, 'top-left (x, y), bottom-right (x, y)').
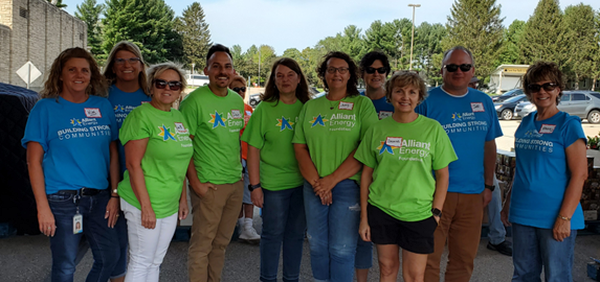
top-left (588, 110), bottom-right (600, 124)
top-left (501, 109), bottom-right (513, 120)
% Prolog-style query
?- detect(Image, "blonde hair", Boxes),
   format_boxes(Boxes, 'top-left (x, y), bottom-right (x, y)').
top-left (103, 41), bottom-right (150, 96)
top-left (384, 71), bottom-right (428, 104)
top-left (146, 62), bottom-right (187, 95)
top-left (230, 75), bottom-right (247, 87)
top-left (40, 47), bottom-right (107, 98)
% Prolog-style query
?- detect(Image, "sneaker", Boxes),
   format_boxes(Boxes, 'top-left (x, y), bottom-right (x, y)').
top-left (238, 225), bottom-right (260, 243)
top-left (487, 240), bottom-right (513, 256)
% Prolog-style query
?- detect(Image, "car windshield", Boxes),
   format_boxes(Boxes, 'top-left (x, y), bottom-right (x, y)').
top-left (505, 94), bottom-right (526, 103)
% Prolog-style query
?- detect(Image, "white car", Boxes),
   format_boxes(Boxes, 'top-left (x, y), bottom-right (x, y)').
top-left (186, 74), bottom-right (209, 87)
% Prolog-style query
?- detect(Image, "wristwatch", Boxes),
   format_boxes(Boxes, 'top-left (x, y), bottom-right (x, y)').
top-left (248, 183), bottom-right (261, 192)
top-left (484, 184), bottom-right (495, 191)
top-left (432, 208), bottom-right (442, 218)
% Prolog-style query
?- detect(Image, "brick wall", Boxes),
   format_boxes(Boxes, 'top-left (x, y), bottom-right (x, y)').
top-left (0, 0), bottom-right (87, 89)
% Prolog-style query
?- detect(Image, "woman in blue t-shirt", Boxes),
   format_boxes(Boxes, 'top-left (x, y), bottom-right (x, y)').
top-left (22, 47), bottom-right (121, 281)
top-left (102, 41), bottom-right (152, 281)
top-left (501, 62), bottom-right (588, 281)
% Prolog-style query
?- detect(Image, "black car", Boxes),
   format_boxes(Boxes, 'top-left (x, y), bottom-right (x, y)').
top-left (494, 94), bottom-right (528, 120)
top-left (249, 93), bottom-right (262, 107)
top-left (492, 88), bottom-right (524, 103)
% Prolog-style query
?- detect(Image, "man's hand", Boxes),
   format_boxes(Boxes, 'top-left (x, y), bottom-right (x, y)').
top-left (482, 188), bottom-right (492, 207)
top-left (191, 182), bottom-right (217, 198)
top-left (251, 188), bottom-right (264, 208)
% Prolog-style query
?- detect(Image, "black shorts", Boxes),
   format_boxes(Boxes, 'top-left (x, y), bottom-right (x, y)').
top-left (367, 204), bottom-right (438, 254)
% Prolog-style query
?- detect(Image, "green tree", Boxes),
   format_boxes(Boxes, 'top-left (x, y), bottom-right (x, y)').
top-left (591, 11), bottom-right (600, 91)
top-left (174, 2), bottom-right (212, 71)
top-left (339, 25), bottom-right (366, 63)
top-left (47, 0), bottom-right (67, 8)
top-left (443, 0), bottom-right (504, 81)
top-left (563, 4), bottom-right (597, 89)
top-left (495, 20), bottom-right (525, 66)
top-left (519, 0), bottom-right (566, 66)
top-left (75, 0), bottom-right (104, 63)
top-left (102, 0), bottom-right (183, 64)
top-left (414, 22), bottom-right (447, 85)
top-left (364, 20), bottom-right (400, 68)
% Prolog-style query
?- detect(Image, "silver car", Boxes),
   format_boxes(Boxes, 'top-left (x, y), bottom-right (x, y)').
top-left (513, 90), bottom-right (600, 123)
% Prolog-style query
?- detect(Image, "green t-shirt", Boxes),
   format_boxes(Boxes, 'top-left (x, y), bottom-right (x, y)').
top-left (355, 115), bottom-right (458, 222)
top-left (241, 100), bottom-right (304, 191)
top-left (292, 95), bottom-right (378, 182)
top-left (179, 86), bottom-right (245, 184)
top-left (117, 103), bottom-right (194, 218)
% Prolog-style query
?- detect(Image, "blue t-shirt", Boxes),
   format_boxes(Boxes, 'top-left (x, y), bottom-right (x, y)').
top-left (107, 85), bottom-right (151, 176)
top-left (510, 111), bottom-right (585, 230)
top-left (416, 86), bottom-right (503, 194)
top-left (22, 95), bottom-right (119, 194)
top-left (361, 91), bottom-right (394, 120)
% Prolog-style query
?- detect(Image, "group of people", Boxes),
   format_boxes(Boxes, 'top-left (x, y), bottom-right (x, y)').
top-left (21, 40), bottom-right (586, 282)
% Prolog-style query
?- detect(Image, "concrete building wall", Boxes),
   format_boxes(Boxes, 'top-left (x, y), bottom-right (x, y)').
top-left (0, 0), bottom-right (87, 89)
top-left (0, 25), bottom-right (10, 82)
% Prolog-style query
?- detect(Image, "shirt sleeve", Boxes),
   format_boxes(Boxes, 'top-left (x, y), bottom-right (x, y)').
top-left (241, 103), bottom-right (264, 150)
top-left (563, 116), bottom-right (586, 148)
top-left (432, 123), bottom-right (458, 170)
top-left (485, 97), bottom-right (503, 141)
top-left (292, 102), bottom-right (308, 144)
top-left (354, 125), bottom-right (377, 169)
top-left (359, 97), bottom-right (379, 139)
top-left (21, 100), bottom-right (49, 151)
top-left (119, 108), bottom-right (151, 146)
top-left (179, 95), bottom-right (199, 137)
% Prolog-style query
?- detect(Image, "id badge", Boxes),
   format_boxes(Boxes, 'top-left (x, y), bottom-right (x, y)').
top-left (73, 213), bottom-right (83, 234)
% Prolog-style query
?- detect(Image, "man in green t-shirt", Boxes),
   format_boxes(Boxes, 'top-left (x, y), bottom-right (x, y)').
top-left (180, 44), bottom-right (245, 282)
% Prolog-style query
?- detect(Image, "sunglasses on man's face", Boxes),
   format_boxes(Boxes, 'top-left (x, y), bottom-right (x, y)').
top-left (154, 79), bottom-right (182, 91)
top-left (232, 87), bottom-right (246, 93)
top-left (365, 67), bottom-right (387, 74)
top-left (527, 82), bottom-right (557, 93)
top-left (443, 64), bottom-right (473, 72)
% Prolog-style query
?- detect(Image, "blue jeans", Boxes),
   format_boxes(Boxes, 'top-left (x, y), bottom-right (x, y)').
top-left (260, 186), bottom-right (306, 282)
top-left (304, 179), bottom-right (361, 282)
top-left (47, 189), bottom-right (120, 282)
top-left (355, 238), bottom-right (373, 269)
top-left (512, 223), bottom-right (577, 282)
top-left (488, 176), bottom-right (506, 245)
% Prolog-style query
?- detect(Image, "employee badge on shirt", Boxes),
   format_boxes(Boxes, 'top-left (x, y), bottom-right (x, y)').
top-left (230, 109), bottom-right (243, 119)
top-left (73, 213), bottom-right (83, 234)
top-left (539, 124), bottom-right (556, 134)
top-left (379, 111), bottom-right (393, 119)
top-left (386, 137), bottom-right (403, 147)
top-left (338, 101), bottom-right (354, 110)
top-left (174, 122), bottom-right (188, 134)
top-left (470, 102), bottom-right (485, 112)
top-left (84, 108), bottom-right (102, 118)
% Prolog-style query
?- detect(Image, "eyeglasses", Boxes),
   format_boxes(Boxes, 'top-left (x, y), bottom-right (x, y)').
top-left (527, 82), bottom-right (557, 93)
top-left (114, 58), bottom-right (141, 65)
top-left (365, 67), bottom-right (387, 74)
top-left (443, 64), bottom-right (473, 72)
top-left (232, 87), bottom-right (246, 93)
top-left (154, 79), bottom-right (182, 91)
top-left (326, 67), bottom-right (349, 74)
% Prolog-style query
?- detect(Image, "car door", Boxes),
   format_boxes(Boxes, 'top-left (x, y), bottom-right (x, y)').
top-left (570, 93), bottom-right (590, 118)
top-left (557, 93), bottom-right (572, 113)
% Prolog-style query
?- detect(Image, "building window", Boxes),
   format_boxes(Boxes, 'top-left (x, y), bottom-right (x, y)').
top-left (79, 33), bottom-right (84, 40)
top-left (19, 7), bottom-right (28, 19)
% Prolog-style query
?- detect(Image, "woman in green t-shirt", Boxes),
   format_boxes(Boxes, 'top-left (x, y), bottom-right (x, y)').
top-left (117, 62), bottom-right (193, 282)
top-left (292, 52), bottom-right (378, 282)
top-left (241, 57), bottom-right (312, 282)
top-left (355, 71), bottom-right (457, 282)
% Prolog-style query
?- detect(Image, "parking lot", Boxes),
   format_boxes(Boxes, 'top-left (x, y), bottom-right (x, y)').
top-left (1, 120), bottom-right (600, 282)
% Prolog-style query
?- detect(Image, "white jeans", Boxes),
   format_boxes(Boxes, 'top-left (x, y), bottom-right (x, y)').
top-left (121, 199), bottom-right (178, 282)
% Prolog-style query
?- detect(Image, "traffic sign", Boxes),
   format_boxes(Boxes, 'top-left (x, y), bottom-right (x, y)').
top-left (16, 61), bottom-right (42, 89)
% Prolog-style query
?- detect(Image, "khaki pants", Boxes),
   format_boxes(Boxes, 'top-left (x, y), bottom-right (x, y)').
top-left (188, 181), bottom-right (244, 282)
top-left (425, 192), bottom-right (483, 282)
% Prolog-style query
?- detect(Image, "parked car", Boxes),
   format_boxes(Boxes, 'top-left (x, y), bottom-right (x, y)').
top-left (514, 90), bottom-right (600, 124)
top-left (186, 74), bottom-right (209, 87)
top-left (491, 88), bottom-right (524, 102)
top-left (495, 94), bottom-right (528, 120)
top-left (249, 93), bottom-right (262, 108)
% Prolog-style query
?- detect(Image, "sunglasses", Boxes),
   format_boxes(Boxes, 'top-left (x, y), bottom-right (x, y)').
top-left (114, 57), bottom-right (141, 65)
top-left (443, 64), bottom-right (473, 72)
top-left (232, 87), bottom-right (246, 93)
top-left (154, 79), bottom-right (182, 91)
top-left (365, 67), bottom-right (387, 74)
top-left (527, 82), bottom-right (557, 93)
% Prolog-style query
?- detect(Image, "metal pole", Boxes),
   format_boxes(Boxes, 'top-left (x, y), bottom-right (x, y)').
top-left (258, 47), bottom-right (261, 87)
top-left (27, 63), bottom-right (31, 89)
top-left (408, 4), bottom-right (421, 71)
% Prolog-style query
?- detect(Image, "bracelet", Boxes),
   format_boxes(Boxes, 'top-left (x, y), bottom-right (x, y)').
top-left (557, 215), bottom-right (571, 221)
top-left (111, 195), bottom-right (119, 199)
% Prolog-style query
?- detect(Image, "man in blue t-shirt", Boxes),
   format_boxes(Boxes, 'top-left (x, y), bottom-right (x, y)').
top-left (416, 46), bottom-right (503, 282)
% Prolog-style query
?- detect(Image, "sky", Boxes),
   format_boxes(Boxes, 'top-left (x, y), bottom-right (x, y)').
top-left (62, 0), bottom-right (600, 55)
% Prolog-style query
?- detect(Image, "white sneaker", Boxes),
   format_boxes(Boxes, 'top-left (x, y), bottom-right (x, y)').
top-left (238, 224), bottom-right (260, 243)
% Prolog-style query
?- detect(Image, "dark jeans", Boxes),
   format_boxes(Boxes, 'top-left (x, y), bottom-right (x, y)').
top-left (47, 189), bottom-right (120, 282)
top-left (260, 186), bottom-right (306, 282)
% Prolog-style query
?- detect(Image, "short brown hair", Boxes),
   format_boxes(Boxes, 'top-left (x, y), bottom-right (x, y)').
top-left (262, 57), bottom-right (311, 104)
top-left (522, 61), bottom-right (565, 104)
top-left (103, 41), bottom-right (149, 96)
top-left (317, 51), bottom-right (360, 97)
top-left (384, 71), bottom-right (428, 105)
top-left (40, 47), bottom-right (107, 99)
